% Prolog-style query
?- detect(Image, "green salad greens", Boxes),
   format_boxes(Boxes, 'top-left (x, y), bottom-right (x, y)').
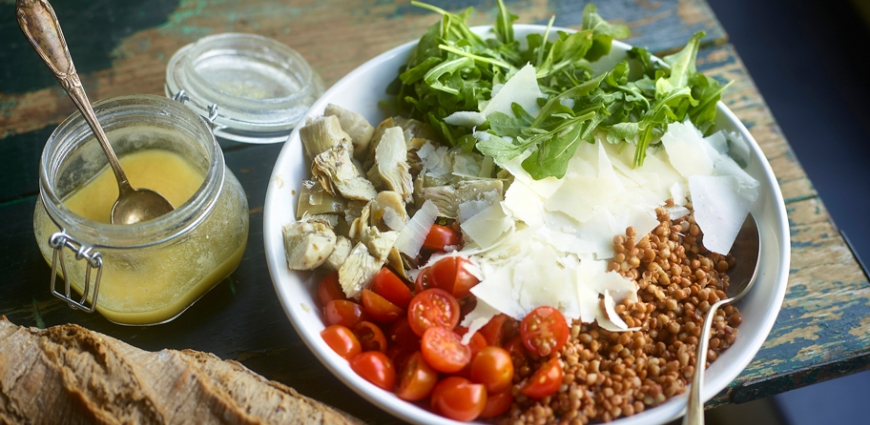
top-left (387, 0), bottom-right (731, 179)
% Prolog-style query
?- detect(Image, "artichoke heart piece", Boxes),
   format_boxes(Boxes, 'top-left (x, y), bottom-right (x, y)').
top-left (324, 235), bottom-right (353, 271)
top-left (456, 179), bottom-right (504, 204)
top-left (419, 185), bottom-right (458, 218)
top-left (312, 144), bottom-right (377, 201)
top-left (338, 242), bottom-right (382, 299)
top-left (365, 117), bottom-right (439, 169)
top-left (361, 228), bottom-right (398, 263)
top-left (300, 115), bottom-right (353, 160)
top-left (371, 191), bottom-right (408, 232)
top-left (296, 180), bottom-right (347, 220)
top-left (325, 104), bottom-right (374, 160)
top-left (374, 127), bottom-right (414, 203)
top-left (282, 221), bottom-right (336, 270)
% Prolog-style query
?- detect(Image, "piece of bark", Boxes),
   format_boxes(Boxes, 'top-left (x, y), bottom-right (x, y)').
top-left (0, 317), bottom-right (364, 425)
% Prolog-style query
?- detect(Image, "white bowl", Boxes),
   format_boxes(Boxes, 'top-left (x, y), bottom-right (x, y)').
top-left (263, 25), bottom-right (791, 425)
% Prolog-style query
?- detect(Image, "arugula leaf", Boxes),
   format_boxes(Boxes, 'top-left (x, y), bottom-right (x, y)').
top-left (476, 133), bottom-right (532, 163)
top-left (494, 0), bottom-right (516, 45)
top-left (582, 4), bottom-right (630, 62)
top-left (656, 31), bottom-right (704, 97)
top-left (522, 112), bottom-right (596, 179)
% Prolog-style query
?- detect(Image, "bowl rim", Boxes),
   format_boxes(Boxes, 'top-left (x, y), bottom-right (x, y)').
top-left (263, 24), bottom-right (791, 425)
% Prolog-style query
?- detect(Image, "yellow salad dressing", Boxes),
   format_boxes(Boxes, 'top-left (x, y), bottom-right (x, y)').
top-left (35, 148), bottom-right (248, 325)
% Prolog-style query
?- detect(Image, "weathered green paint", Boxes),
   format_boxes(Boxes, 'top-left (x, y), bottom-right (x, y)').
top-left (0, 0), bottom-right (179, 94)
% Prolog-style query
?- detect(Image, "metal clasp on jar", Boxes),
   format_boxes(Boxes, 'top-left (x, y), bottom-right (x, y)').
top-left (48, 231), bottom-right (103, 312)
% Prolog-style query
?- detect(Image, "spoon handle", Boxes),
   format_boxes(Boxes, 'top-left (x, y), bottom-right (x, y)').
top-left (16, 0), bottom-right (131, 192)
top-left (683, 297), bottom-right (731, 425)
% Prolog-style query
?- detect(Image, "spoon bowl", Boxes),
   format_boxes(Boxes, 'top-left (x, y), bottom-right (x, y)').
top-left (17, 0), bottom-right (174, 225)
top-left (683, 213), bottom-right (762, 425)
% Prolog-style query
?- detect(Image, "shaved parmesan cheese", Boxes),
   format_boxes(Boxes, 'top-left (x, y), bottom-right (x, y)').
top-left (727, 131), bottom-right (751, 166)
top-left (444, 111), bottom-right (486, 127)
top-left (381, 206), bottom-right (405, 231)
top-left (482, 64), bottom-right (544, 118)
top-left (504, 181), bottom-right (545, 228)
top-left (714, 155), bottom-right (760, 202)
top-left (661, 122), bottom-right (714, 178)
top-left (499, 152), bottom-right (564, 198)
top-left (461, 203), bottom-right (512, 248)
top-left (689, 175), bottom-right (752, 254)
top-left (394, 200), bottom-right (438, 257)
top-left (598, 290), bottom-right (641, 332)
top-left (665, 205), bottom-right (691, 220)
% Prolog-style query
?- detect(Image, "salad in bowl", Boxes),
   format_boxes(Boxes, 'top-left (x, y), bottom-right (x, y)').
top-left (263, 1), bottom-right (790, 424)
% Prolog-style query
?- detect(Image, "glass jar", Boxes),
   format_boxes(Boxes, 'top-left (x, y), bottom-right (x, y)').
top-left (33, 94), bottom-right (249, 325)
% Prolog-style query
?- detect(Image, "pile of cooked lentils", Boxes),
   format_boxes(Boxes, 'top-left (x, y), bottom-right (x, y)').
top-left (496, 201), bottom-right (742, 425)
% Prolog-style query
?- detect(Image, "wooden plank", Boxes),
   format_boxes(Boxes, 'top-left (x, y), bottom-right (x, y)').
top-left (0, 0), bottom-right (725, 140)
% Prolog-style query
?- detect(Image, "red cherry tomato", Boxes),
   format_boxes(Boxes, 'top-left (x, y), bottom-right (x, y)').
top-left (317, 272), bottom-right (345, 307)
top-left (361, 289), bottom-right (404, 324)
top-left (350, 351), bottom-right (396, 391)
top-left (429, 256), bottom-right (480, 299)
top-left (470, 346), bottom-right (514, 393)
top-left (421, 326), bottom-right (472, 373)
top-left (320, 325), bottom-right (362, 360)
top-left (430, 376), bottom-right (487, 422)
top-left (479, 389), bottom-right (514, 418)
top-left (372, 267), bottom-right (414, 309)
top-left (386, 344), bottom-right (417, 373)
top-left (324, 300), bottom-right (367, 328)
top-left (407, 288), bottom-right (460, 337)
top-left (395, 351), bottom-right (439, 401)
top-left (387, 317), bottom-right (420, 348)
top-left (414, 268), bottom-right (431, 293)
top-left (352, 321), bottom-right (387, 353)
top-left (520, 306), bottom-right (570, 357)
top-left (453, 328), bottom-right (488, 378)
top-left (504, 335), bottom-right (530, 364)
top-left (478, 314), bottom-right (509, 346)
top-left (521, 357), bottom-right (563, 399)
top-left (422, 224), bottom-right (460, 251)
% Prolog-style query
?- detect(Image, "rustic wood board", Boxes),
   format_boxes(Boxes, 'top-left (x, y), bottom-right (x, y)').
top-left (1, 0), bottom-right (868, 423)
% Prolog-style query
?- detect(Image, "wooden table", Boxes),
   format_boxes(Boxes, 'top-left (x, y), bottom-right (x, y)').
top-left (1, 0), bottom-right (868, 422)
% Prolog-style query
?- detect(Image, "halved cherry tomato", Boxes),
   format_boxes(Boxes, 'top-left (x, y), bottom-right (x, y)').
top-left (386, 344), bottom-right (416, 373)
top-left (504, 335), bottom-right (530, 364)
top-left (453, 328), bottom-right (488, 378)
top-left (387, 317), bottom-right (419, 348)
top-left (407, 288), bottom-right (460, 337)
top-left (414, 268), bottom-right (431, 293)
top-left (372, 267), bottom-right (414, 309)
top-left (521, 357), bottom-right (563, 399)
top-left (352, 321), bottom-right (387, 353)
top-left (429, 256), bottom-right (480, 299)
top-left (350, 351), bottom-right (396, 391)
top-left (423, 224), bottom-right (460, 251)
top-left (479, 389), bottom-right (513, 418)
top-left (317, 272), bottom-right (345, 307)
top-left (395, 351), bottom-right (439, 401)
top-left (470, 346), bottom-right (514, 393)
top-left (430, 376), bottom-right (487, 422)
top-left (324, 300), bottom-right (367, 328)
top-left (479, 314), bottom-right (509, 347)
top-left (456, 328), bottom-right (488, 359)
top-left (361, 289), bottom-right (403, 324)
top-left (520, 306), bottom-right (570, 357)
top-left (421, 326), bottom-right (472, 373)
top-left (320, 325), bottom-right (361, 360)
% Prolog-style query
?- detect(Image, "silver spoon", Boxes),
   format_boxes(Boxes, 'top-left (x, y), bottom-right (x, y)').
top-left (683, 213), bottom-right (761, 425)
top-left (16, 0), bottom-right (174, 225)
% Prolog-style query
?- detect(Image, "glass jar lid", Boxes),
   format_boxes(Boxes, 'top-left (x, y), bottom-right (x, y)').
top-left (165, 33), bottom-right (324, 144)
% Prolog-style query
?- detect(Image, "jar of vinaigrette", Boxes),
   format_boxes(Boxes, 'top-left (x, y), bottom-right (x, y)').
top-left (33, 94), bottom-right (249, 325)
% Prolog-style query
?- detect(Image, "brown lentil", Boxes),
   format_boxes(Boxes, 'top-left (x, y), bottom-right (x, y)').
top-left (494, 206), bottom-right (742, 424)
